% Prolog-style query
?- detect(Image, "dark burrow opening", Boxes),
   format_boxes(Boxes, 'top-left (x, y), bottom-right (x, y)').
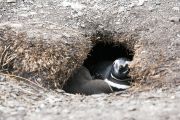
top-left (63, 30), bottom-right (135, 95)
top-left (63, 41), bottom-right (135, 95)
top-left (83, 42), bottom-right (134, 73)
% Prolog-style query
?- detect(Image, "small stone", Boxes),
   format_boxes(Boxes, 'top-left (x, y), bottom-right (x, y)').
top-left (39, 103), bottom-right (45, 108)
top-left (129, 3), bottom-right (135, 8)
top-left (77, 11), bottom-right (83, 16)
top-left (128, 107), bottom-right (137, 111)
top-left (9, 23), bottom-right (23, 29)
top-left (7, 0), bottom-right (16, 3)
top-left (155, 2), bottom-right (161, 5)
top-left (80, 23), bottom-right (85, 28)
top-left (0, 76), bottom-right (6, 82)
top-left (115, 21), bottom-right (121, 25)
top-left (169, 17), bottom-right (180, 23)
top-left (148, 7), bottom-right (156, 12)
top-left (62, 109), bottom-right (70, 113)
top-left (170, 96), bottom-right (175, 99)
top-left (137, 0), bottom-right (146, 6)
top-left (177, 34), bottom-right (180, 38)
top-left (19, 14), bottom-right (28, 17)
top-left (62, 33), bottom-right (70, 38)
top-left (118, 7), bottom-right (125, 12)
top-left (172, 7), bottom-right (180, 11)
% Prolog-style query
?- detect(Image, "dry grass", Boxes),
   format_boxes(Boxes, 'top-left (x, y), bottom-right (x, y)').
top-left (0, 72), bottom-right (46, 92)
top-left (0, 26), bottom-right (91, 89)
top-left (0, 26), bottom-right (171, 91)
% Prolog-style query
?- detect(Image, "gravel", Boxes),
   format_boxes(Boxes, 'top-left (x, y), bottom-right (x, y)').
top-left (0, 79), bottom-right (180, 120)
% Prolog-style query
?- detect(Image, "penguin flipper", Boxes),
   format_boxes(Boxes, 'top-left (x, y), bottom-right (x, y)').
top-left (63, 66), bottom-right (92, 94)
top-left (79, 80), bottom-right (112, 95)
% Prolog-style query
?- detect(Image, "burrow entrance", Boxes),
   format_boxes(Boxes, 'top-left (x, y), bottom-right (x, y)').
top-left (63, 30), bottom-right (136, 95)
top-left (84, 30), bottom-right (135, 74)
top-left (83, 42), bottom-right (134, 73)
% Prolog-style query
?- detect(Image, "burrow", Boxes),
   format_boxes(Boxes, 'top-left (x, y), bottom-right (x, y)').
top-left (63, 30), bottom-right (141, 93)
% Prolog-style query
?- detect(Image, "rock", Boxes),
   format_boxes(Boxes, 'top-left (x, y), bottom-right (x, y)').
top-left (127, 107), bottom-right (137, 111)
top-left (137, 0), bottom-right (146, 6)
top-left (169, 17), bottom-right (180, 23)
top-left (0, 76), bottom-right (6, 82)
top-left (172, 7), bottom-right (180, 11)
top-left (155, 1), bottom-right (161, 5)
top-left (7, 0), bottom-right (16, 3)
top-left (118, 7), bottom-right (125, 12)
top-left (177, 33), bottom-right (180, 38)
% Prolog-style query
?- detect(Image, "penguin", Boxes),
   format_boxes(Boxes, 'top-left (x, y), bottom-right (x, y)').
top-left (90, 57), bottom-right (131, 90)
top-left (63, 58), bottom-right (132, 95)
top-left (90, 58), bottom-right (130, 79)
top-left (63, 66), bottom-right (112, 95)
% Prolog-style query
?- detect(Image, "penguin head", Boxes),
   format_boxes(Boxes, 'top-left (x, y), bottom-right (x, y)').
top-left (110, 58), bottom-right (130, 80)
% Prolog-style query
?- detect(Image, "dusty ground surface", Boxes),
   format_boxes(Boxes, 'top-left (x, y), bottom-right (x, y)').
top-left (0, 0), bottom-right (179, 87)
top-left (0, 77), bottom-right (180, 120)
top-left (0, 0), bottom-right (180, 120)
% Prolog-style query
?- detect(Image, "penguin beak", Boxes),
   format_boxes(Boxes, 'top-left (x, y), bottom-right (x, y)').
top-left (122, 68), bottom-right (129, 74)
top-left (119, 63), bottom-right (129, 74)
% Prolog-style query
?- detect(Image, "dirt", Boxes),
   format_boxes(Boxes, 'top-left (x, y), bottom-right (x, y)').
top-left (0, 0), bottom-right (180, 119)
top-left (0, 0), bottom-right (180, 88)
top-left (0, 77), bottom-right (180, 120)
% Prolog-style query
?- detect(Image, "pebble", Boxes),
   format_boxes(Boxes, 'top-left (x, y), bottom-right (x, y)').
top-left (7, 0), bottom-right (16, 3)
top-left (118, 7), bottom-right (125, 12)
top-left (127, 107), bottom-right (137, 111)
top-left (39, 103), bottom-right (45, 108)
top-left (0, 76), bottom-right (6, 82)
top-left (80, 23), bottom-right (85, 28)
top-left (137, 0), bottom-right (146, 6)
top-left (148, 7), bottom-right (156, 12)
top-left (169, 17), bottom-right (180, 23)
top-left (17, 106), bottom-right (25, 111)
top-left (62, 33), bottom-right (70, 38)
top-left (172, 7), bottom-right (180, 11)
top-left (155, 2), bottom-right (161, 5)
top-left (0, 22), bottom-right (23, 29)
top-left (170, 96), bottom-right (175, 99)
top-left (177, 34), bottom-right (180, 38)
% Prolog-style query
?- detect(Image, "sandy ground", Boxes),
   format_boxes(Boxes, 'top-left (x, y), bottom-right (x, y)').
top-left (0, 0), bottom-right (180, 120)
top-left (0, 0), bottom-right (180, 88)
top-left (0, 78), bottom-right (180, 120)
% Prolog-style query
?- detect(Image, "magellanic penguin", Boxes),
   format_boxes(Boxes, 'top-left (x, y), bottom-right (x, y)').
top-left (90, 58), bottom-right (132, 90)
top-left (63, 58), bottom-right (132, 95)
top-left (63, 66), bottom-right (112, 95)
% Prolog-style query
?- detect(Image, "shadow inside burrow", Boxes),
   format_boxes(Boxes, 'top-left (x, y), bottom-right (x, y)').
top-left (63, 30), bottom-right (135, 95)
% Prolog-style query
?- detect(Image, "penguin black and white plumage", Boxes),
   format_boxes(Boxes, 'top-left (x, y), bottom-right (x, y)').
top-left (90, 58), bottom-right (131, 90)
top-left (63, 58), bottom-right (131, 95)
top-left (63, 66), bottom-right (112, 95)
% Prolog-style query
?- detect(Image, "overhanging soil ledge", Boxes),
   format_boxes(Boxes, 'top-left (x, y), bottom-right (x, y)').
top-left (0, 0), bottom-right (179, 90)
